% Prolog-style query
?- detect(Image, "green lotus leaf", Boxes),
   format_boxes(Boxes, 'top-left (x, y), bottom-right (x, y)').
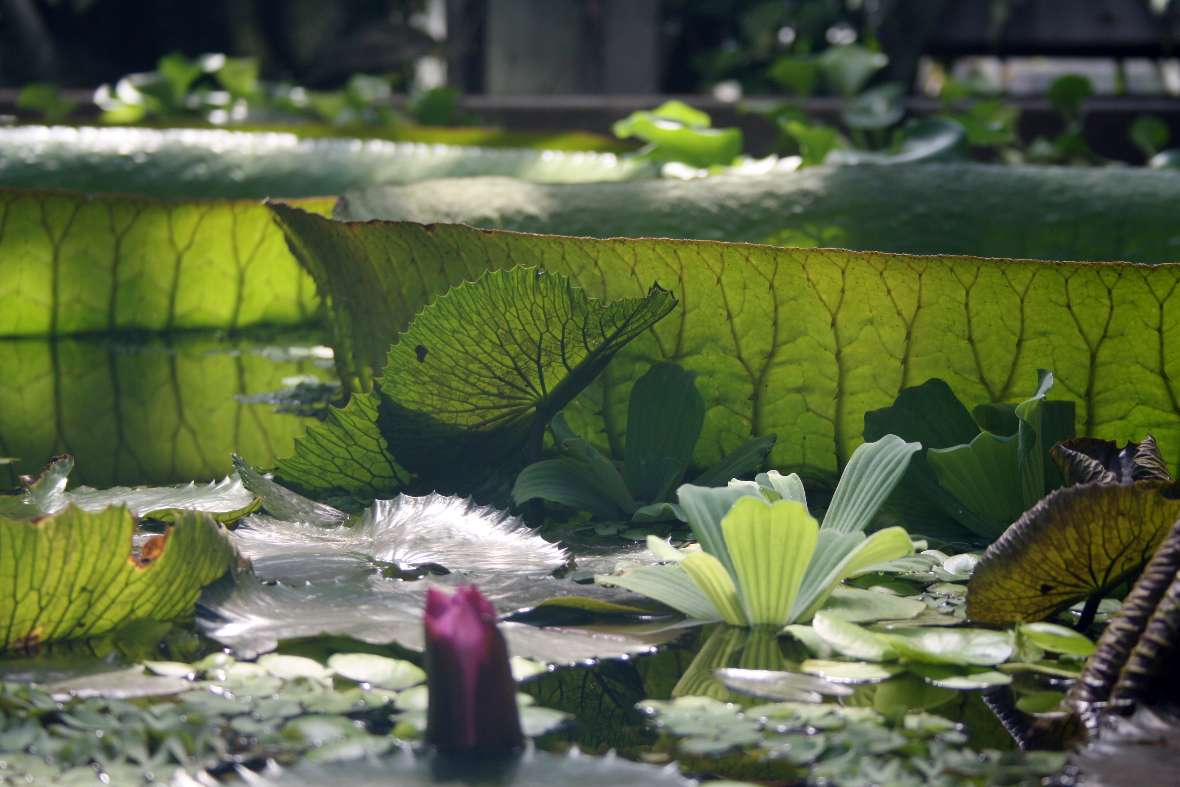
top-left (966, 481), bottom-right (1180, 624)
top-left (336, 164), bottom-right (1180, 265)
top-left (0, 506), bottom-right (236, 651)
top-left (271, 209), bottom-right (1180, 485)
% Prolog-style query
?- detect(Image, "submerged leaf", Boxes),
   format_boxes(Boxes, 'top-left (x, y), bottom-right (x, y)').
top-left (967, 481), bottom-right (1180, 623)
top-left (0, 507), bottom-right (236, 650)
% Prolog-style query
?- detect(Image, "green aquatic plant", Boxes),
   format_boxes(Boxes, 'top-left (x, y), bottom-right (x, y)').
top-left (274, 267), bottom-right (675, 504)
top-left (596, 435), bottom-right (919, 627)
top-left (512, 362), bottom-right (774, 524)
top-left (865, 372), bottom-right (1075, 542)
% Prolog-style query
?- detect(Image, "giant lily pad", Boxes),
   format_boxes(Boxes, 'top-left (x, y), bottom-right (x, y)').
top-left (967, 441), bottom-right (1180, 624)
top-left (0, 188), bottom-right (326, 337)
top-left (0, 126), bottom-right (650, 200)
top-left (0, 506), bottom-right (236, 650)
top-left (335, 163), bottom-right (1180, 265)
top-left (270, 209), bottom-right (1180, 485)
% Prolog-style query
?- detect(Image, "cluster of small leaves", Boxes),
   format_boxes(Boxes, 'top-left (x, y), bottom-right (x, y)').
top-left (0, 652), bottom-right (420, 784)
top-left (639, 696), bottom-right (1066, 786)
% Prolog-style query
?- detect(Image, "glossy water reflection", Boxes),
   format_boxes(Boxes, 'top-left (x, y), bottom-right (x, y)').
top-left (0, 333), bottom-right (333, 488)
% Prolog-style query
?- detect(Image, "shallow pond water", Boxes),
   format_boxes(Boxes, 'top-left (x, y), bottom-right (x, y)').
top-left (0, 333), bottom-right (1070, 786)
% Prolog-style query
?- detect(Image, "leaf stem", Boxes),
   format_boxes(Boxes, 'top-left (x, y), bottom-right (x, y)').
top-left (1075, 592), bottom-right (1102, 632)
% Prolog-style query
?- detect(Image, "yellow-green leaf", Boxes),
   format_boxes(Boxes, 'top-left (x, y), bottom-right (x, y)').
top-left (0, 506), bottom-right (236, 651)
top-left (271, 208), bottom-right (1180, 479)
top-left (722, 497), bottom-right (818, 625)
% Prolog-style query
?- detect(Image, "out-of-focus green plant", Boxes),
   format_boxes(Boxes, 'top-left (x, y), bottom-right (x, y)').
top-left (612, 100), bottom-right (743, 169)
top-left (92, 52), bottom-right (422, 129)
top-left (15, 83), bottom-right (77, 121)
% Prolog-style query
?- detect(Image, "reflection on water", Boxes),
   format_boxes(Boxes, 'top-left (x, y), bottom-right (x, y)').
top-left (0, 333), bottom-right (334, 488)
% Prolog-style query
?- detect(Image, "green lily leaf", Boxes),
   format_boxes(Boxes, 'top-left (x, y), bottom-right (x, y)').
top-left (0, 506), bottom-right (236, 651)
top-left (272, 210), bottom-right (1180, 486)
top-left (827, 118), bottom-right (966, 165)
top-left (907, 664), bottom-right (1012, 690)
top-left (623, 363), bottom-right (705, 503)
top-left (925, 371), bottom-right (1075, 541)
top-left (0, 126), bottom-right (649, 201)
top-left (967, 476), bottom-right (1180, 624)
top-left (325, 653), bottom-right (425, 690)
top-left (800, 659), bottom-right (904, 685)
top-left (274, 392), bottom-right (409, 510)
top-left (817, 44), bottom-right (889, 97)
top-left (239, 747), bottom-right (694, 786)
top-left (513, 362), bottom-right (722, 520)
top-left (378, 268), bottom-right (675, 491)
top-left (840, 83), bottom-right (906, 131)
top-left (819, 586), bottom-right (926, 623)
top-left (277, 268), bottom-right (675, 500)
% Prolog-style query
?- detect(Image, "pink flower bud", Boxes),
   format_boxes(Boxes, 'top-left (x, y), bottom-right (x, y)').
top-left (424, 585), bottom-right (524, 755)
